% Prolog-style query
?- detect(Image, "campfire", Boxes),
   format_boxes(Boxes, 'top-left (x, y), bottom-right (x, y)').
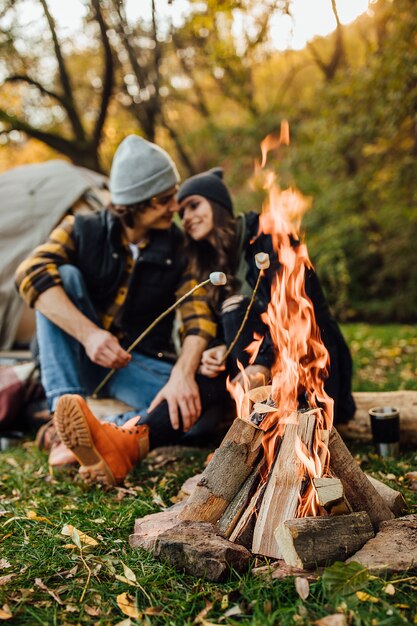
top-left (130, 130), bottom-right (404, 580)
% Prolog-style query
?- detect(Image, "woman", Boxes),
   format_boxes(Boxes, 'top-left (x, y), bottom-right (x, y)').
top-left (177, 168), bottom-right (356, 424)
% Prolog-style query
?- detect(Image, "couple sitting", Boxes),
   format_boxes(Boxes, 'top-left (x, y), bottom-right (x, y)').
top-left (15, 134), bottom-right (355, 486)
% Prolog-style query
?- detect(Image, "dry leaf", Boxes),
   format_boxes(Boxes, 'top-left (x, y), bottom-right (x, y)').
top-left (114, 574), bottom-right (136, 587)
top-left (26, 510), bottom-right (53, 524)
top-left (295, 576), bottom-right (310, 600)
top-left (193, 600), bottom-right (213, 624)
top-left (61, 524), bottom-right (98, 546)
top-left (315, 615), bottom-right (347, 626)
top-left (0, 560), bottom-right (11, 570)
top-left (35, 578), bottom-right (63, 605)
top-left (0, 575), bottom-right (15, 586)
top-left (65, 605), bottom-right (78, 613)
top-left (383, 583), bottom-right (396, 595)
top-left (122, 562), bottom-right (137, 584)
top-left (223, 605), bottom-right (243, 618)
top-left (84, 604), bottom-right (100, 617)
top-left (356, 591), bottom-right (379, 603)
top-left (114, 619), bottom-right (131, 626)
top-left (0, 604), bottom-right (12, 620)
top-left (116, 592), bottom-right (140, 619)
top-left (143, 607), bottom-right (164, 615)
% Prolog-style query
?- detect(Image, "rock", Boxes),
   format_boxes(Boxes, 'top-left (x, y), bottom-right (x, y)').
top-left (152, 520), bottom-right (252, 581)
top-left (347, 514), bottom-right (417, 573)
top-left (129, 502), bottom-right (186, 551)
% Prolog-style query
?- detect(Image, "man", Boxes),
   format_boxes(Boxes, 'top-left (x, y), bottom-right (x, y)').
top-left (16, 135), bottom-right (222, 484)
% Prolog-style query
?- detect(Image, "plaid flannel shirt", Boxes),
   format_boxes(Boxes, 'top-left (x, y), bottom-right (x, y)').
top-left (16, 214), bottom-right (216, 343)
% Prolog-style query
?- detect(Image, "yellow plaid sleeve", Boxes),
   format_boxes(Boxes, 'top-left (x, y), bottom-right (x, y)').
top-left (175, 271), bottom-right (217, 342)
top-left (15, 215), bottom-right (76, 307)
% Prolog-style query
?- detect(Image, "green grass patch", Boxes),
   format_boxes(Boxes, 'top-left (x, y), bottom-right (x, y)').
top-left (0, 324), bottom-right (416, 624)
top-left (342, 324), bottom-right (417, 391)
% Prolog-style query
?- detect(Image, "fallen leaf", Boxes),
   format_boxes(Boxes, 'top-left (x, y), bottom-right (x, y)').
top-left (0, 604), bottom-right (12, 620)
top-left (114, 619), bottom-right (131, 626)
top-left (65, 605), bottom-right (78, 613)
top-left (26, 511), bottom-right (53, 524)
top-left (143, 606), bottom-right (164, 615)
top-left (0, 560), bottom-right (11, 570)
top-left (223, 605), bottom-right (243, 618)
top-left (295, 576), bottom-right (310, 600)
top-left (5, 458), bottom-right (18, 468)
top-left (315, 615), bottom-right (347, 626)
top-left (383, 583), bottom-right (396, 595)
top-left (35, 578), bottom-right (63, 605)
top-left (114, 574), bottom-right (136, 586)
top-left (122, 562), bottom-right (137, 584)
top-left (84, 604), bottom-right (100, 617)
top-left (194, 600), bottom-right (213, 623)
top-left (116, 592), bottom-right (140, 619)
top-left (0, 575), bottom-right (15, 586)
top-left (356, 591), bottom-right (379, 603)
top-left (61, 524), bottom-right (98, 546)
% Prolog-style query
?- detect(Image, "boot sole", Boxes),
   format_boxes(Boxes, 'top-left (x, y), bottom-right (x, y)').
top-left (54, 395), bottom-right (116, 486)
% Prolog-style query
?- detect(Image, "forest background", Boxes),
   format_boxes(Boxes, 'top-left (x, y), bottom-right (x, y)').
top-left (0, 0), bottom-right (416, 324)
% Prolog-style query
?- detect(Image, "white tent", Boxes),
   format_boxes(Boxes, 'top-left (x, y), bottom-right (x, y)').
top-left (0, 160), bottom-right (107, 349)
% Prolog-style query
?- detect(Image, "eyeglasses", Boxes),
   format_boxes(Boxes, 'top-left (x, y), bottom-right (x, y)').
top-left (150, 184), bottom-right (179, 208)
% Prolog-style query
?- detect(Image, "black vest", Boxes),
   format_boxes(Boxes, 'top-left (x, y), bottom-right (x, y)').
top-left (73, 210), bottom-right (186, 360)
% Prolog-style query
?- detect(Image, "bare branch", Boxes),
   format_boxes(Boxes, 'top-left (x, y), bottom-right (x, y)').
top-left (39, 0), bottom-right (86, 140)
top-left (4, 74), bottom-right (67, 107)
top-left (90, 0), bottom-right (114, 149)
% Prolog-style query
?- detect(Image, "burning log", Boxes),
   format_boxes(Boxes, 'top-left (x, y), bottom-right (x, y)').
top-left (252, 409), bottom-right (317, 558)
top-left (328, 428), bottom-right (395, 529)
top-left (366, 474), bottom-right (408, 517)
top-left (217, 459), bottom-right (263, 539)
top-left (275, 511), bottom-right (374, 569)
top-left (179, 417), bottom-right (264, 524)
top-left (312, 477), bottom-right (351, 515)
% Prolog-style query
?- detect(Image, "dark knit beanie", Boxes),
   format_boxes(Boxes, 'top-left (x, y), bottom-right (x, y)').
top-left (177, 167), bottom-right (233, 214)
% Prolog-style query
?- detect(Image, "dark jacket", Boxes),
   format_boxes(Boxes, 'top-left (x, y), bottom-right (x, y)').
top-left (73, 211), bottom-right (186, 360)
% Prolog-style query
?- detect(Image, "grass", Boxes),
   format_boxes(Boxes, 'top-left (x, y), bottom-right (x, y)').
top-left (0, 324), bottom-right (416, 625)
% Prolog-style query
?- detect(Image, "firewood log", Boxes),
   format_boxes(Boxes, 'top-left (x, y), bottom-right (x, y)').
top-left (313, 477), bottom-right (351, 515)
top-left (217, 459), bottom-right (263, 538)
top-left (275, 511), bottom-right (374, 569)
top-left (329, 428), bottom-right (394, 529)
top-left (179, 418), bottom-right (264, 524)
top-left (252, 410), bottom-right (317, 558)
top-left (365, 474), bottom-right (408, 517)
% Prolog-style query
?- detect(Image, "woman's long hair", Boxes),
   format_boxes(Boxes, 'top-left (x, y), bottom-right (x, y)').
top-left (184, 200), bottom-right (239, 311)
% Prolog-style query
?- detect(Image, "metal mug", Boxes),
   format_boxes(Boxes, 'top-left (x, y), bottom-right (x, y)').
top-left (368, 407), bottom-right (400, 458)
top-left (0, 431), bottom-right (24, 451)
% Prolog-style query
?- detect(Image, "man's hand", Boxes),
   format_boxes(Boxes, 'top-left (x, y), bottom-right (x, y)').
top-left (83, 328), bottom-right (131, 369)
top-left (148, 364), bottom-right (201, 431)
top-left (199, 344), bottom-right (227, 378)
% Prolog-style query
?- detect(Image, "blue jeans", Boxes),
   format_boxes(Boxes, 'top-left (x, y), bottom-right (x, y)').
top-left (36, 265), bottom-right (173, 420)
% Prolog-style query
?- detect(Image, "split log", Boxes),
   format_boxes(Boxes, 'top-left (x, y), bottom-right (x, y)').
top-left (365, 474), bottom-right (408, 517)
top-left (328, 428), bottom-right (394, 529)
top-left (252, 410), bottom-right (317, 558)
top-left (217, 459), bottom-right (263, 538)
top-left (313, 477), bottom-right (351, 515)
top-left (338, 390), bottom-right (417, 445)
top-left (179, 418), bottom-right (264, 524)
top-left (347, 514), bottom-right (417, 573)
top-left (275, 511), bottom-right (374, 569)
top-left (227, 478), bottom-right (268, 548)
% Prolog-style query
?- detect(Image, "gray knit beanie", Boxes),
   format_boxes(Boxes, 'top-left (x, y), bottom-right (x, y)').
top-left (110, 135), bottom-right (180, 205)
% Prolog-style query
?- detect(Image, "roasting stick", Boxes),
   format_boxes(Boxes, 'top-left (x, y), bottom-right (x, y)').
top-left (221, 252), bottom-right (270, 364)
top-left (92, 272), bottom-right (227, 398)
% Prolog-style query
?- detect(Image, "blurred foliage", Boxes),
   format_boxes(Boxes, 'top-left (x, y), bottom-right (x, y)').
top-left (0, 0), bottom-right (416, 320)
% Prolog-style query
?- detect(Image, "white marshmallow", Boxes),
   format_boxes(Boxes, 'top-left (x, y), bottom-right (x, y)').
top-left (255, 252), bottom-right (270, 270)
top-left (209, 272), bottom-right (227, 286)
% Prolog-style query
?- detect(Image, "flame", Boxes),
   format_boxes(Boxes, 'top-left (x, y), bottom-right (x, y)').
top-left (230, 123), bottom-right (334, 518)
top-left (245, 332), bottom-right (264, 365)
top-left (226, 360), bottom-right (251, 421)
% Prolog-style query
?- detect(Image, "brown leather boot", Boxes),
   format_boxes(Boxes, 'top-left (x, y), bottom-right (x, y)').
top-left (53, 394), bottom-right (149, 486)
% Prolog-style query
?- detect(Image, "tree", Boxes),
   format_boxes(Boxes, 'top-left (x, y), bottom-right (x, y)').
top-left (0, 0), bottom-right (114, 171)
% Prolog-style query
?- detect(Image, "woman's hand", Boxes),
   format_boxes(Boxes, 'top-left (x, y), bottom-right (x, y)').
top-left (199, 344), bottom-right (227, 377)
